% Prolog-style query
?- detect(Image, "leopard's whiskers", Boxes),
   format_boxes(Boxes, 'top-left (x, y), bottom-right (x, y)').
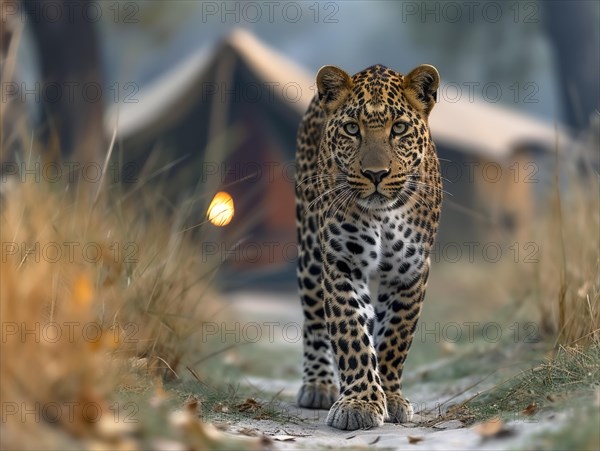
top-left (323, 184), bottom-right (352, 219)
top-left (343, 191), bottom-right (360, 219)
top-left (328, 187), bottom-right (355, 220)
top-left (406, 179), bottom-right (451, 198)
top-left (306, 183), bottom-right (348, 213)
top-left (403, 172), bottom-right (453, 185)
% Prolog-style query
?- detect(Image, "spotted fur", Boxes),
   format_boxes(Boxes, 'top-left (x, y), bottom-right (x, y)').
top-left (295, 64), bottom-right (442, 430)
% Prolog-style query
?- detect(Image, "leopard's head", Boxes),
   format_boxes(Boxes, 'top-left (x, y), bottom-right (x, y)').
top-left (317, 64), bottom-right (439, 210)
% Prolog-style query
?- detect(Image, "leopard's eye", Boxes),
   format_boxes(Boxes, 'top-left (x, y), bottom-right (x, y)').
top-left (391, 122), bottom-right (408, 136)
top-left (343, 122), bottom-right (360, 136)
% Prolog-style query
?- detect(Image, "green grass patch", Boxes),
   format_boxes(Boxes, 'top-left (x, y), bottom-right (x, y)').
top-left (164, 377), bottom-right (305, 426)
top-left (466, 345), bottom-right (600, 422)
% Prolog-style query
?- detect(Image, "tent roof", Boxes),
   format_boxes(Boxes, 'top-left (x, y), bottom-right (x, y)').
top-left (106, 28), bottom-right (569, 160)
top-left (105, 29), bottom-right (313, 140)
top-left (430, 94), bottom-right (568, 159)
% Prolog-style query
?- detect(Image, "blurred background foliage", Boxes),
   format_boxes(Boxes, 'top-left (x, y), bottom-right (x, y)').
top-left (99, 0), bottom-right (597, 127)
top-left (10, 1), bottom-right (600, 146)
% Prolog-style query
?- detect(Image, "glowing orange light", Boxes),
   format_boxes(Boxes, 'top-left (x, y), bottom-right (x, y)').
top-left (206, 191), bottom-right (234, 226)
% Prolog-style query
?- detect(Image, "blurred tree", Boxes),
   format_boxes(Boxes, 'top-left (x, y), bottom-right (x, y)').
top-left (542, 1), bottom-right (600, 132)
top-left (400, 1), bottom-right (546, 105)
top-left (23, 0), bottom-right (106, 166)
top-left (400, 0), bottom-right (600, 130)
top-left (0, 7), bottom-right (21, 162)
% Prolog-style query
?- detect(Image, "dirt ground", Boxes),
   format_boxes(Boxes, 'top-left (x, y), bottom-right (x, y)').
top-left (205, 292), bottom-right (570, 450)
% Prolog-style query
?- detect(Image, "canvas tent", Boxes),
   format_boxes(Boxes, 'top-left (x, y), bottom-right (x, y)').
top-left (105, 29), bottom-right (571, 288)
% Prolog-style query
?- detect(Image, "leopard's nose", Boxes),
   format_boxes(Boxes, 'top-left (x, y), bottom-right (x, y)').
top-left (362, 168), bottom-right (390, 185)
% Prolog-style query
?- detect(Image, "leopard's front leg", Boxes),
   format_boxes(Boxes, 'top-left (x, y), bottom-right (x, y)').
top-left (322, 244), bottom-right (387, 430)
top-left (296, 211), bottom-right (339, 410)
top-left (375, 260), bottom-right (431, 423)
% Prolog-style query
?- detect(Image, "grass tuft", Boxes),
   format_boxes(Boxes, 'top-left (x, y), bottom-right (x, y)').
top-left (466, 344), bottom-right (600, 421)
top-left (0, 136), bottom-right (258, 448)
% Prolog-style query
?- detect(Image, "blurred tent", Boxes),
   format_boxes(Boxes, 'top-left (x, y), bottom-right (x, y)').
top-left (105, 29), bottom-right (572, 289)
top-left (106, 29), bottom-right (312, 289)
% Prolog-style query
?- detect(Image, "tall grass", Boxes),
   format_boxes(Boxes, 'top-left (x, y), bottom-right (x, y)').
top-left (532, 130), bottom-right (600, 347)
top-left (426, 131), bottom-right (599, 351)
top-left (0, 20), bottom-right (267, 446)
top-left (0, 136), bottom-right (257, 448)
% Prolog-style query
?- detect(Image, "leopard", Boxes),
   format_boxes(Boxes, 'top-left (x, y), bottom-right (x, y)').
top-left (294, 64), bottom-right (442, 431)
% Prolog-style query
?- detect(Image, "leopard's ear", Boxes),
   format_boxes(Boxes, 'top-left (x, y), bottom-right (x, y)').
top-left (403, 64), bottom-right (440, 116)
top-left (316, 65), bottom-right (353, 115)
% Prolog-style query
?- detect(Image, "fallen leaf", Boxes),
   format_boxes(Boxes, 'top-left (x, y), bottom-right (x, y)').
top-left (408, 436), bottom-right (424, 444)
top-left (272, 435), bottom-right (296, 442)
top-left (238, 398), bottom-right (262, 413)
top-left (521, 403), bottom-right (538, 416)
top-left (472, 417), bottom-right (512, 438)
top-left (212, 403), bottom-right (229, 413)
top-left (185, 396), bottom-right (200, 414)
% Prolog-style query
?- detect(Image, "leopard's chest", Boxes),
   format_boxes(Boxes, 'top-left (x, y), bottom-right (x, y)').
top-left (325, 207), bottom-right (429, 281)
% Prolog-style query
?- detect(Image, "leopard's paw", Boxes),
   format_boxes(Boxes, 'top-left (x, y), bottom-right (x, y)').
top-left (297, 383), bottom-right (339, 410)
top-left (326, 397), bottom-right (385, 430)
top-left (385, 393), bottom-right (414, 423)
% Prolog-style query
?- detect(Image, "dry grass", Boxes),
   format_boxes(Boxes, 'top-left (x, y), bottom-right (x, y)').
top-left (465, 344), bottom-right (600, 420)
top-left (0, 138), bottom-right (259, 448)
top-left (530, 136), bottom-right (600, 347)
top-left (424, 126), bottom-right (599, 368)
top-left (491, 126), bottom-right (600, 348)
top-left (424, 134), bottom-right (599, 357)
top-left (1, 23), bottom-right (264, 448)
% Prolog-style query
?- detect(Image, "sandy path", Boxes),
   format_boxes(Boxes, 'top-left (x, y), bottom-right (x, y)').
top-left (219, 292), bottom-right (563, 450)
